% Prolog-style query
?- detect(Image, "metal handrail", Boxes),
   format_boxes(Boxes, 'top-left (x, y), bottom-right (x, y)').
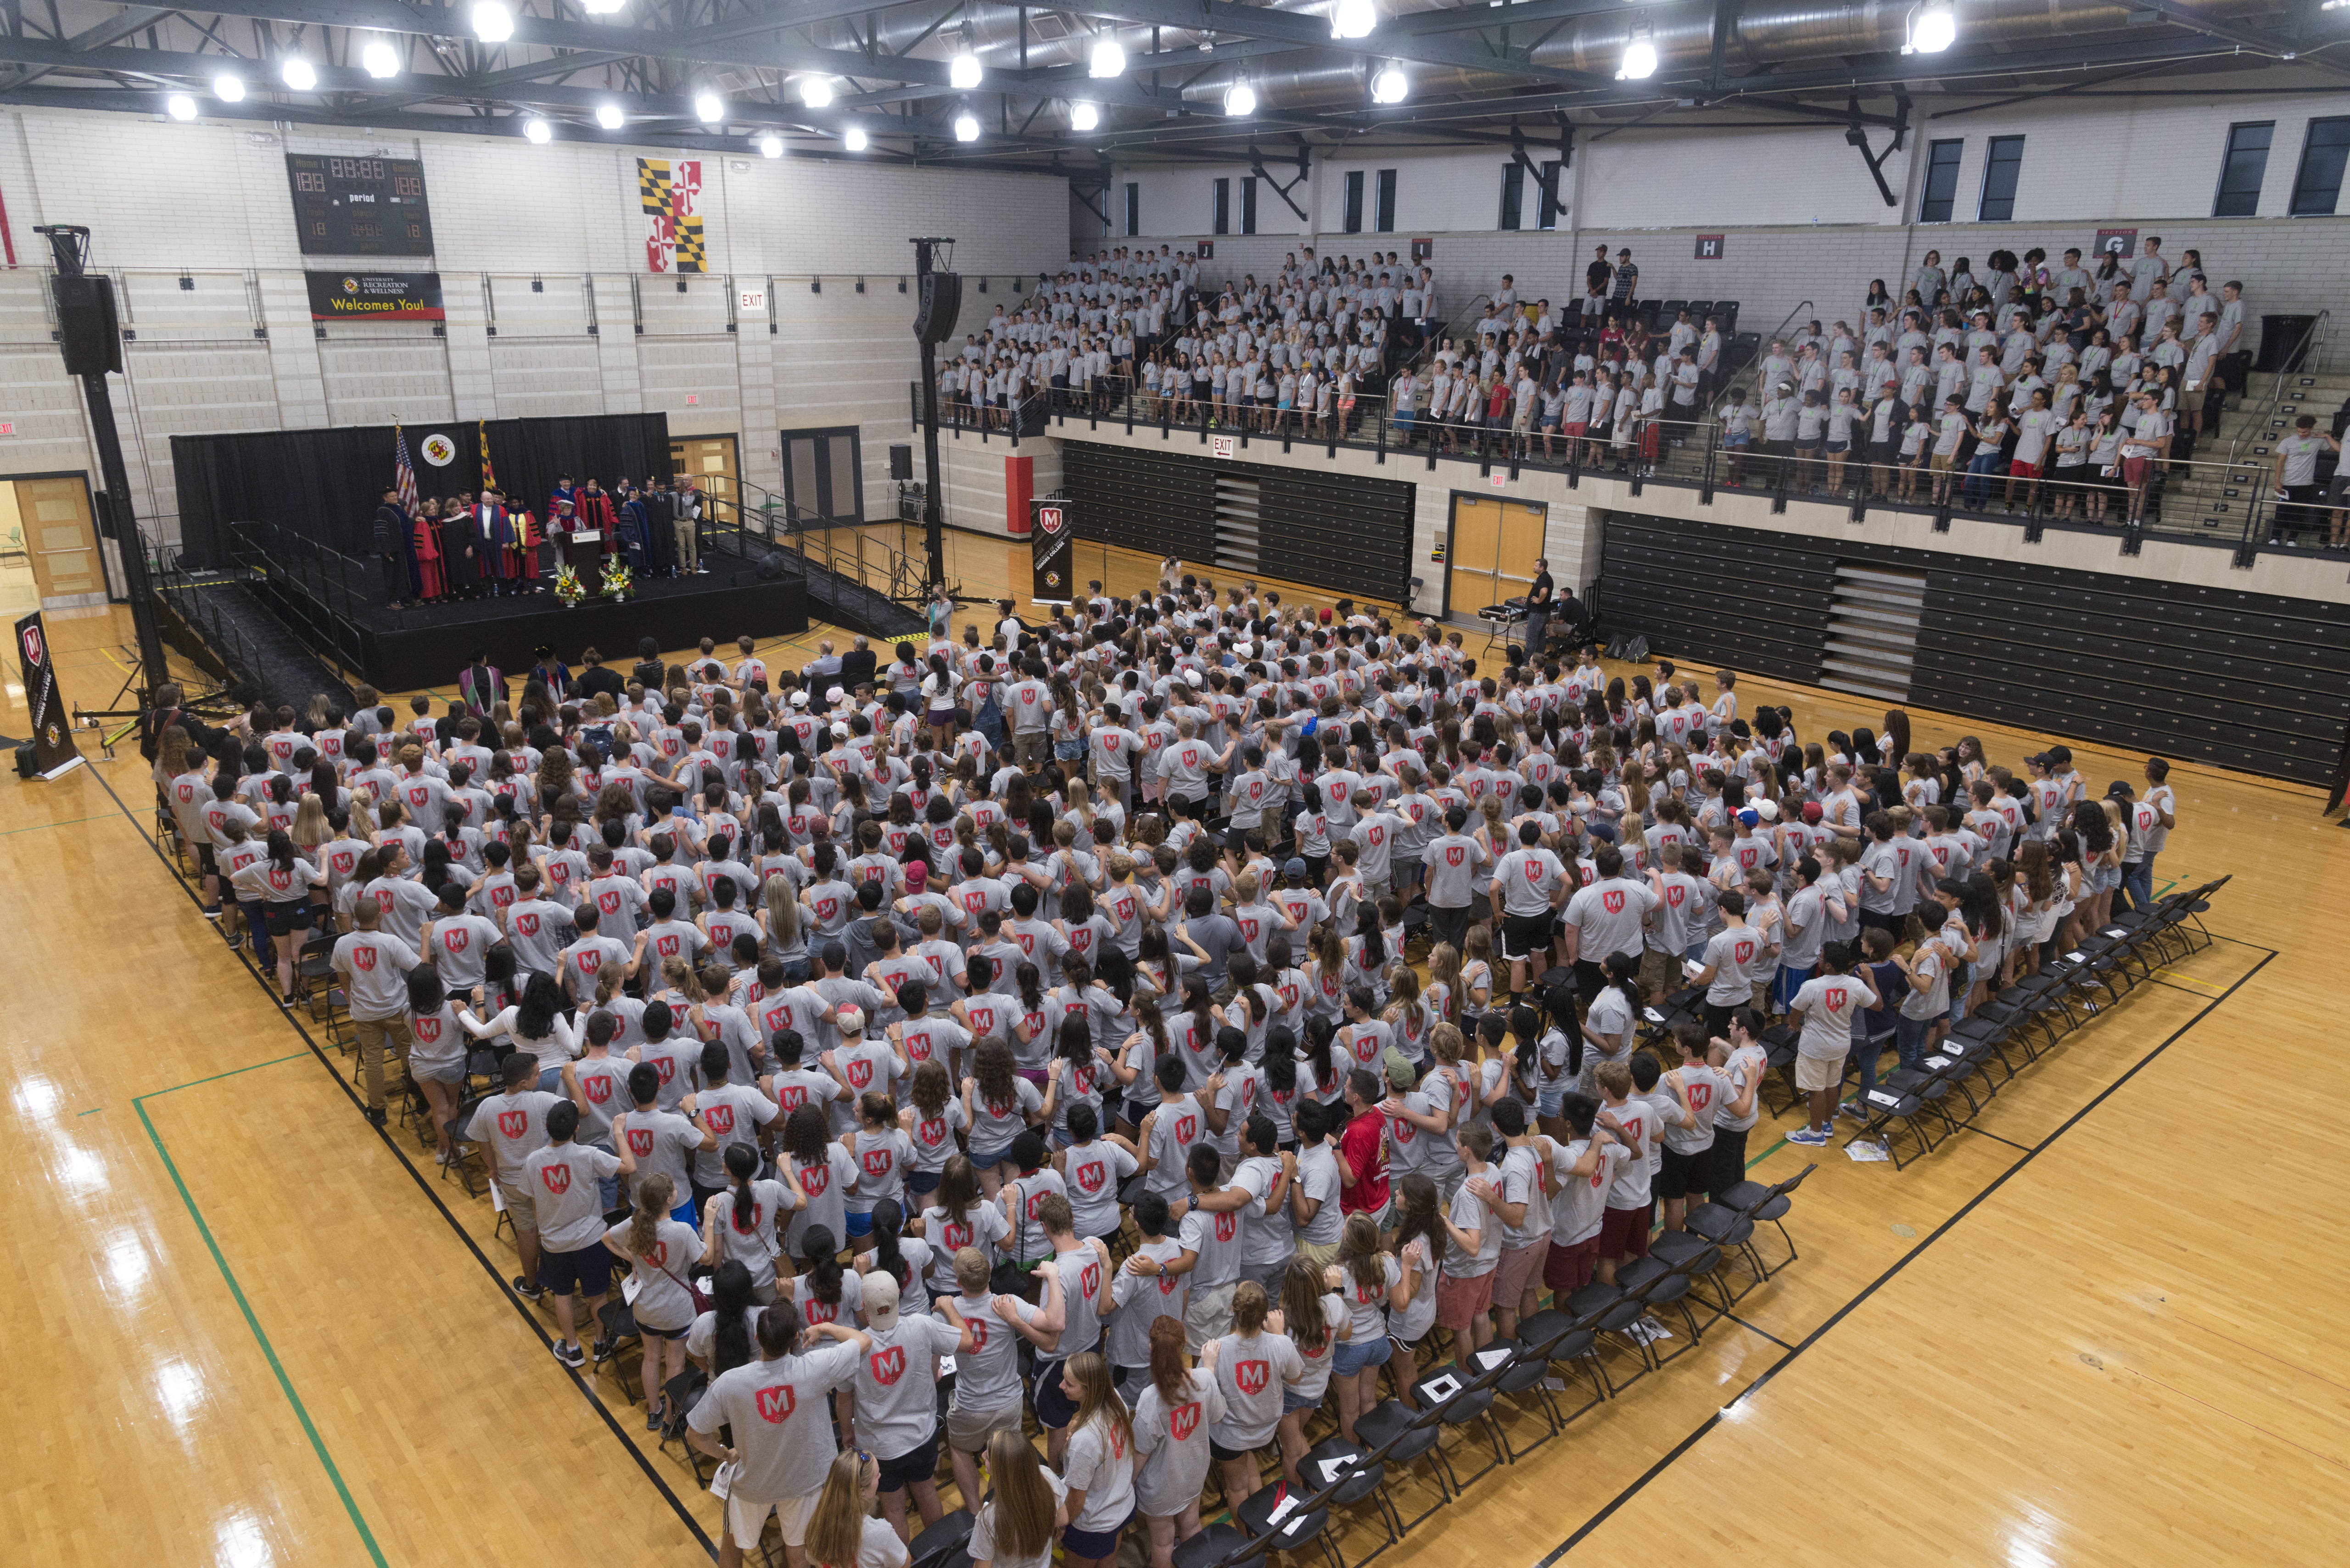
top-left (2226, 307), bottom-right (2333, 469)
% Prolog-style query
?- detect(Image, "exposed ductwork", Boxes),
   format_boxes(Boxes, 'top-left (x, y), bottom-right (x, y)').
top-left (1170, 0), bottom-right (2297, 109)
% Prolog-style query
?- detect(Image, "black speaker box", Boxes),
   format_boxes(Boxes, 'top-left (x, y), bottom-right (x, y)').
top-left (53, 273), bottom-right (122, 377)
top-left (914, 271), bottom-right (962, 344)
top-left (889, 444), bottom-right (913, 480)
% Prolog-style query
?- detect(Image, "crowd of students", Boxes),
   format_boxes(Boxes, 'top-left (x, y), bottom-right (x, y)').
top-left (147, 567), bottom-right (2180, 1568)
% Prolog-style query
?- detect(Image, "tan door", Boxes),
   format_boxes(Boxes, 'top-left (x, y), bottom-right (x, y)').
top-left (1446, 497), bottom-right (1546, 615)
top-left (17, 477), bottom-right (102, 611)
top-left (670, 435), bottom-right (739, 528)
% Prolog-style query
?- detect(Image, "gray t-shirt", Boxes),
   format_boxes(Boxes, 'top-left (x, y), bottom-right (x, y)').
top-left (467, 1089), bottom-right (565, 1187)
top-left (686, 1342), bottom-right (862, 1503)
top-left (619, 1106), bottom-right (704, 1202)
top-left (1440, 1172), bottom-right (1500, 1278)
top-left (1107, 1238), bottom-right (1190, 1370)
top-left (1208, 1330), bottom-right (1304, 1449)
top-left (1701, 926), bottom-right (1764, 1005)
top-left (947, 1290), bottom-right (1041, 1410)
top-left (524, 1143), bottom-right (622, 1250)
top-left (610, 1216), bottom-right (704, 1332)
top-left (851, 1314), bottom-right (965, 1460)
top-left (332, 929), bottom-right (419, 1021)
top-left (1130, 1368), bottom-right (1227, 1518)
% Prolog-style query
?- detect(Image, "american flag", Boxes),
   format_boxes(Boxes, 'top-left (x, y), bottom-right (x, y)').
top-left (392, 424), bottom-right (419, 513)
top-left (478, 420), bottom-right (499, 494)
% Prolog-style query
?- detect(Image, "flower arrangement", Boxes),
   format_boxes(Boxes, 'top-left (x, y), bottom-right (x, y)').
top-left (600, 555), bottom-right (635, 602)
top-left (553, 564), bottom-right (585, 607)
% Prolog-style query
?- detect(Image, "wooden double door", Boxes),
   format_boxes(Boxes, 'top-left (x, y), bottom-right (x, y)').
top-left (1445, 496), bottom-right (1545, 616)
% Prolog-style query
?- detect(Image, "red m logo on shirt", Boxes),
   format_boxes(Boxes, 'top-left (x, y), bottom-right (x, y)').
top-left (755, 1385), bottom-right (797, 1423)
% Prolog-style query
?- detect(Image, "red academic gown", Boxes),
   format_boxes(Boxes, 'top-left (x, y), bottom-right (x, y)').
top-left (411, 511), bottom-right (446, 600)
top-left (507, 509), bottom-right (540, 582)
top-left (574, 488), bottom-right (620, 543)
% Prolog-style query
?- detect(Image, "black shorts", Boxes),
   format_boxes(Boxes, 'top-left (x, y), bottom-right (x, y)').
top-left (197, 843), bottom-right (218, 874)
top-left (1033, 1358), bottom-right (1079, 1430)
top-left (263, 900), bottom-right (315, 937)
top-left (1657, 1144), bottom-right (1714, 1202)
top-left (537, 1242), bottom-right (612, 1299)
top-left (1501, 911), bottom-right (1556, 963)
top-left (1209, 1435), bottom-right (1259, 1463)
top-left (876, 1429), bottom-right (942, 1494)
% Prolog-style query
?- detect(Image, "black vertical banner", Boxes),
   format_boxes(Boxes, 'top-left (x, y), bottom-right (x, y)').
top-left (1031, 499), bottom-right (1073, 604)
top-left (15, 612), bottom-right (84, 775)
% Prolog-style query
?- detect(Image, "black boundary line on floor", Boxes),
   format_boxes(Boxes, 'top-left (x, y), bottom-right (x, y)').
top-left (1535, 940), bottom-right (2275, 1565)
top-left (90, 766), bottom-right (721, 1562)
top-left (1968, 1128), bottom-right (2032, 1152)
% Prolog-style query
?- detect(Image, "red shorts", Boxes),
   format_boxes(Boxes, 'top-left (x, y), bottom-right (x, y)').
top-left (2009, 459), bottom-right (2040, 479)
top-left (1543, 1235), bottom-right (1601, 1293)
top-left (2122, 455), bottom-right (2150, 486)
top-left (1639, 426), bottom-right (1662, 458)
top-left (1561, 421), bottom-right (1586, 440)
top-left (1434, 1267), bottom-right (1497, 1331)
top-left (1597, 1203), bottom-right (1653, 1260)
top-left (1494, 1240), bottom-right (1550, 1308)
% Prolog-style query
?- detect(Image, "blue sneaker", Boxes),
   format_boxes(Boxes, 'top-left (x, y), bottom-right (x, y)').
top-left (1786, 1127), bottom-right (1831, 1147)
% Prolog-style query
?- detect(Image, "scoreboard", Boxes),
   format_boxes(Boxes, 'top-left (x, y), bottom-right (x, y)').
top-left (285, 154), bottom-right (435, 257)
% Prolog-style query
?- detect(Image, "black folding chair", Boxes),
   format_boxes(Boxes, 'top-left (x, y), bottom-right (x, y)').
top-left (1349, 1396), bottom-right (1452, 1535)
top-left (1234, 1476), bottom-right (1349, 1568)
top-left (1404, 1355), bottom-right (1510, 1490)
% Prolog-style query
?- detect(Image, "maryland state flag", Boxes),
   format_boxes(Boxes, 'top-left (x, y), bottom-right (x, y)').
top-left (477, 420), bottom-right (498, 494)
top-left (637, 156), bottom-right (706, 274)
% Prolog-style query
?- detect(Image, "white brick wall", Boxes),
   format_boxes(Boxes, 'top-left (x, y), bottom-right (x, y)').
top-left (0, 108), bottom-right (1065, 544)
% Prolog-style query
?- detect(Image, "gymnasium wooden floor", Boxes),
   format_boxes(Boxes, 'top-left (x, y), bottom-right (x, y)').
top-left (5, 537), bottom-right (2344, 1567)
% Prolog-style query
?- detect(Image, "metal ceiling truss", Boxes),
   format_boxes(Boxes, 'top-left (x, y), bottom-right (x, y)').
top-left (0, 0), bottom-right (2331, 172)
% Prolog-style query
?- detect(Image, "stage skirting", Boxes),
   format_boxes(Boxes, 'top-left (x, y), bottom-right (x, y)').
top-left (342, 580), bottom-right (806, 693)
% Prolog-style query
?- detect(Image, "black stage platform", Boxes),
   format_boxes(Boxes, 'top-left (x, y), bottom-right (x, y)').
top-left (244, 527), bottom-right (808, 693)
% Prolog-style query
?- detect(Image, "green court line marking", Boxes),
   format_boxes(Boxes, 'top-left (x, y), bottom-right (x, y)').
top-left (77, 1107), bottom-right (101, 1117)
top-left (0, 812), bottom-right (123, 836)
top-left (135, 1053), bottom-right (391, 1568)
top-left (1746, 1135), bottom-right (1789, 1169)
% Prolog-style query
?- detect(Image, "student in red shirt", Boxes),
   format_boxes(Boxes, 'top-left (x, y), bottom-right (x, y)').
top-left (1334, 1068), bottom-right (1390, 1226)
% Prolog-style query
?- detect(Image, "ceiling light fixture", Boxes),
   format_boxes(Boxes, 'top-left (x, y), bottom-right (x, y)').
top-left (595, 101), bottom-right (625, 129)
top-left (1908, 0), bottom-right (1957, 53)
top-left (362, 39), bottom-right (400, 78)
top-left (1090, 37), bottom-right (1127, 77)
top-left (1071, 100), bottom-right (1100, 131)
top-left (800, 76), bottom-right (834, 107)
top-left (213, 73), bottom-right (244, 102)
top-left (695, 90), bottom-right (724, 123)
top-left (166, 93), bottom-right (198, 120)
top-left (954, 106), bottom-right (981, 141)
top-left (844, 126), bottom-right (869, 151)
top-left (280, 57), bottom-right (317, 91)
top-left (1224, 76), bottom-right (1256, 116)
top-left (1617, 22), bottom-right (1657, 80)
top-left (950, 30), bottom-right (983, 89)
top-left (1371, 62), bottom-right (1409, 103)
top-left (524, 117), bottom-right (552, 143)
top-left (759, 133), bottom-right (783, 157)
top-left (473, 2), bottom-right (514, 43)
top-left (1332, 0), bottom-right (1378, 40)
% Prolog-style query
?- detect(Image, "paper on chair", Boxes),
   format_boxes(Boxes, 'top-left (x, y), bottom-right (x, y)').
top-left (1475, 1347), bottom-right (1512, 1370)
top-left (1420, 1372), bottom-right (1463, 1403)
top-left (1264, 1494), bottom-right (1301, 1529)
top-left (1318, 1456), bottom-right (1357, 1485)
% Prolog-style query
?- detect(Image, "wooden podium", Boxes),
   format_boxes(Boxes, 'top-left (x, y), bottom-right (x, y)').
top-left (556, 529), bottom-right (607, 574)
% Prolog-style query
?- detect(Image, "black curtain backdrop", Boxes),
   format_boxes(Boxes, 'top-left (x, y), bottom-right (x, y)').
top-left (170, 413), bottom-right (673, 568)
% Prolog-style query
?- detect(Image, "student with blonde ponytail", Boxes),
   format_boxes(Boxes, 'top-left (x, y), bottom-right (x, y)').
top-left (968, 1428), bottom-right (1067, 1568)
top-left (603, 1172), bottom-right (702, 1432)
top-left (1053, 1350), bottom-right (1136, 1568)
top-left (801, 1448), bottom-right (907, 1568)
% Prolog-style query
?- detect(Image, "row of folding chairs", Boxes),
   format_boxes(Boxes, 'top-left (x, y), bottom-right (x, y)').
top-left (1811, 879), bottom-right (2227, 1169)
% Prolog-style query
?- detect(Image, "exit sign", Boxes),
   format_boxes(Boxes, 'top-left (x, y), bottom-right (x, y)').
top-left (1211, 434), bottom-right (1236, 460)
top-left (0, 421), bottom-right (15, 435)
top-left (684, 393), bottom-right (699, 406)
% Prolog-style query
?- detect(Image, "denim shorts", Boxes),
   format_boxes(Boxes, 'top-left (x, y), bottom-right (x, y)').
top-left (1333, 1335), bottom-right (1391, 1377)
top-left (1283, 1385), bottom-right (1324, 1414)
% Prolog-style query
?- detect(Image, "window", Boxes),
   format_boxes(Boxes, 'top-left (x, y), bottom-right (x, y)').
top-left (1917, 138), bottom-right (1962, 223)
top-left (1242, 176), bottom-right (1258, 235)
top-left (2211, 123), bottom-right (2272, 218)
top-left (2290, 117), bottom-right (2350, 216)
top-left (1499, 162), bottom-right (1525, 231)
top-left (1977, 134), bottom-right (2024, 222)
top-left (1211, 178), bottom-right (1229, 236)
top-left (1343, 170), bottom-right (1365, 234)
top-left (1124, 181), bottom-right (1139, 237)
top-left (1537, 160), bottom-right (1562, 230)
top-left (1375, 168), bottom-right (1397, 233)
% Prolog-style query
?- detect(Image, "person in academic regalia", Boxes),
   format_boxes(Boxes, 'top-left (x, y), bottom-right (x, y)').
top-left (442, 491), bottom-right (482, 597)
top-left (546, 474), bottom-right (578, 525)
top-left (505, 504), bottom-right (540, 590)
top-left (410, 498), bottom-right (447, 602)
top-left (574, 479), bottom-right (620, 552)
top-left (641, 475), bottom-right (676, 577)
top-left (617, 485), bottom-right (654, 572)
top-left (370, 487), bottom-right (413, 607)
top-left (475, 489), bottom-right (516, 597)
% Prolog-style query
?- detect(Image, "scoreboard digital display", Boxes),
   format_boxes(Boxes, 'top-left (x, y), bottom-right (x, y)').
top-left (285, 154), bottom-right (434, 257)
